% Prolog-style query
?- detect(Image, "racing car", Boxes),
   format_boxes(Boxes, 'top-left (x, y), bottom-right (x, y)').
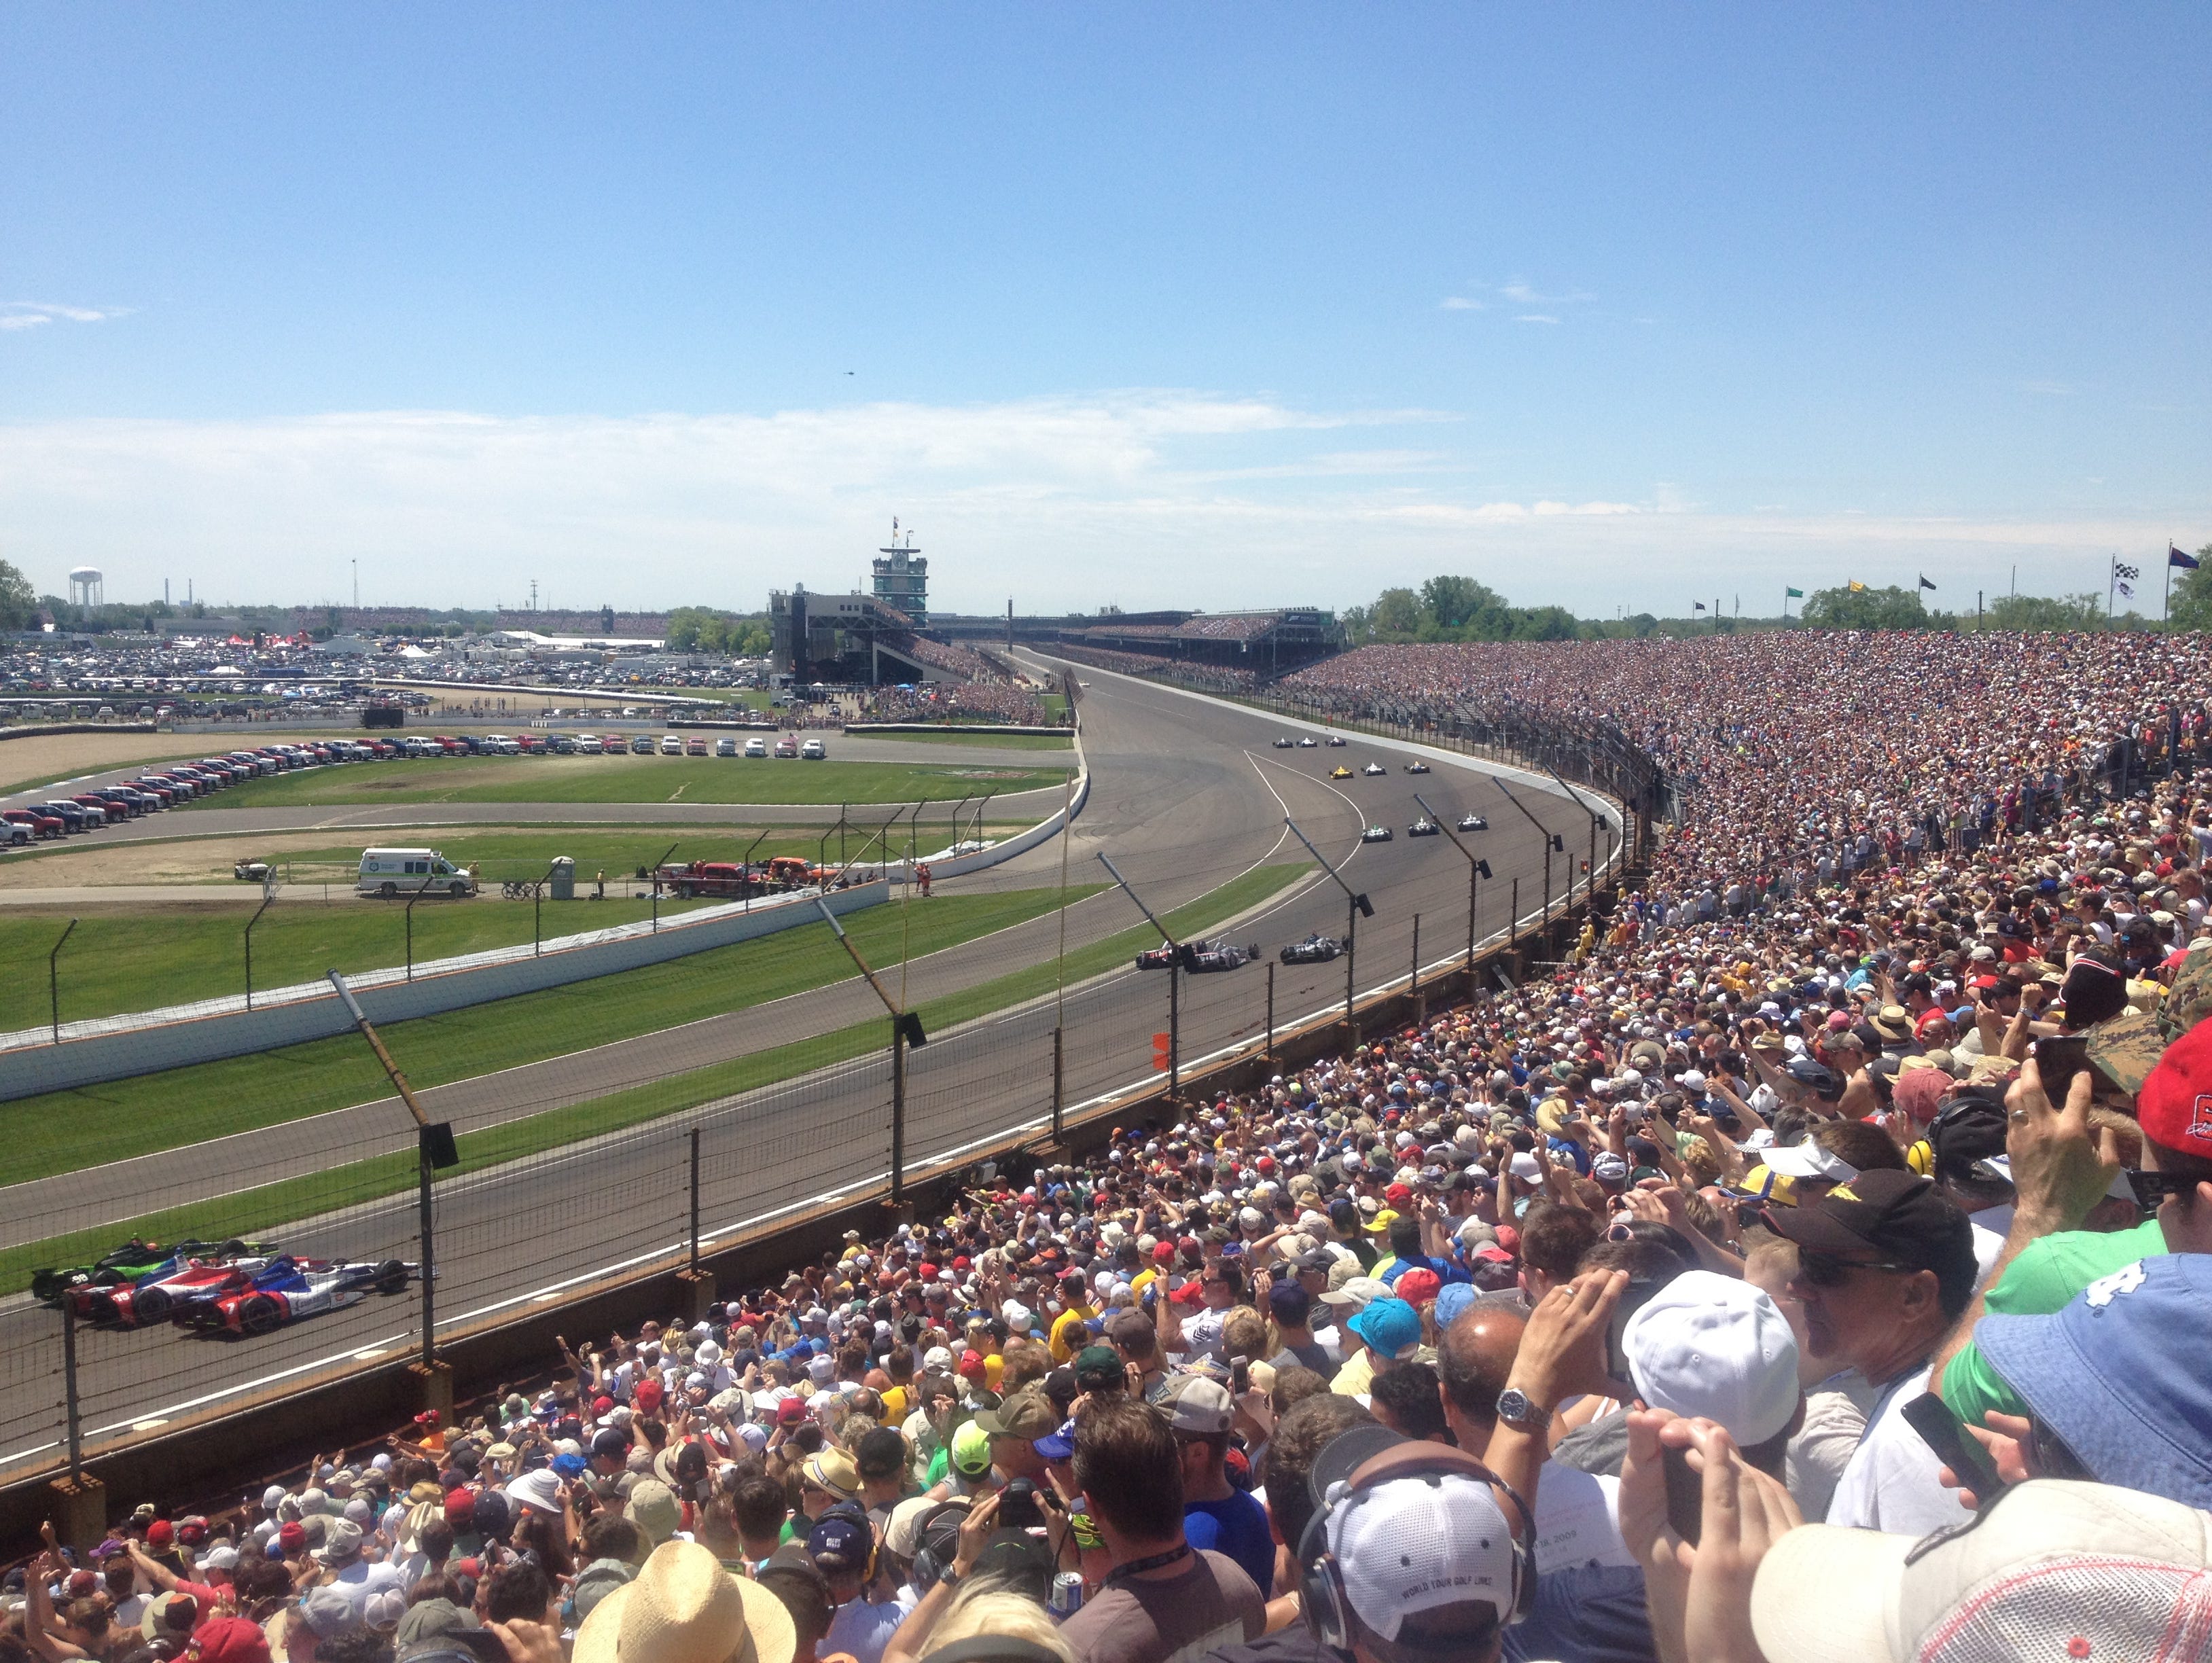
top-left (1361, 762), bottom-right (1387, 776)
top-left (1325, 735), bottom-right (1346, 747)
top-left (1408, 818), bottom-right (1442, 837)
top-left (1329, 765), bottom-right (1354, 779)
top-left (1279, 933), bottom-right (1344, 964)
top-left (1361, 825), bottom-right (1393, 842)
top-left (69, 1253), bottom-right (281, 1325)
top-left (1136, 939), bottom-right (1258, 971)
top-left (1298, 736), bottom-right (1318, 747)
top-left (32, 1236), bottom-right (279, 1309)
top-left (1272, 737), bottom-right (1296, 748)
top-left (181, 1256), bottom-right (417, 1336)
top-left (1404, 761), bottom-right (1431, 774)
top-left (1457, 814), bottom-right (1488, 832)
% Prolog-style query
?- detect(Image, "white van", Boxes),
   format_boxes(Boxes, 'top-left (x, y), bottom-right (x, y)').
top-left (358, 848), bottom-right (477, 899)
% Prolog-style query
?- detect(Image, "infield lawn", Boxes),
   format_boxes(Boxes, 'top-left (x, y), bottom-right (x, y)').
top-left (182, 755), bottom-right (1071, 808)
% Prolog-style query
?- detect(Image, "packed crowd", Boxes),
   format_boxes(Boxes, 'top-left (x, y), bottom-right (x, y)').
top-left (1052, 645), bottom-right (1264, 694)
top-left (16, 626), bottom-right (2212, 1663)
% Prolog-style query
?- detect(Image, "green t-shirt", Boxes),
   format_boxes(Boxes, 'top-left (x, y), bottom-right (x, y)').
top-left (1940, 1217), bottom-right (2165, 1428)
top-left (924, 1446), bottom-right (949, 1488)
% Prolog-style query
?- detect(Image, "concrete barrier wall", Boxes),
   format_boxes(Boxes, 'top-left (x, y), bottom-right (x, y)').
top-left (1, 882), bottom-right (886, 1099)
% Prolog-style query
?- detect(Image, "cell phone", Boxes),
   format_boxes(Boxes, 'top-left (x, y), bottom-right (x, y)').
top-left (1603, 1278), bottom-right (1663, 1383)
top-left (1231, 1357), bottom-right (1249, 1395)
top-left (1662, 1444), bottom-right (1702, 1546)
top-left (2033, 1035), bottom-right (2090, 1103)
top-left (1901, 1393), bottom-right (2001, 1506)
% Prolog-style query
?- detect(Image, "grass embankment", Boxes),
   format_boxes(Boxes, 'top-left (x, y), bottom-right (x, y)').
top-left (0, 863), bottom-right (1308, 1294)
top-left (183, 756), bottom-right (1071, 809)
top-left (0, 887), bottom-right (1102, 1186)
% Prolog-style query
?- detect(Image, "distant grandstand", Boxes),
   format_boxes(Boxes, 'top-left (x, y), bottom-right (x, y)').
top-left (933, 606), bottom-right (1343, 681)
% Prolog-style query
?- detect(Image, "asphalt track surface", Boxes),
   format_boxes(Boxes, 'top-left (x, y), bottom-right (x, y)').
top-left (0, 662), bottom-right (1609, 1478)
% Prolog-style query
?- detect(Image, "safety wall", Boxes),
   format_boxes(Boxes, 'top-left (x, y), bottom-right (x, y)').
top-left (1, 883), bottom-right (887, 1101)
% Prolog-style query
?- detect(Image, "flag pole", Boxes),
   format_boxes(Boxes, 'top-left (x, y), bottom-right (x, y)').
top-left (2166, 545), bottom-right (2175, 625)
top-left (2108, 555), bottom-right (2116, 629)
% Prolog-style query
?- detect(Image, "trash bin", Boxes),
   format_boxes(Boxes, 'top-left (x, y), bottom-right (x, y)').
top-left (550, 857), bottom-right (575, 900)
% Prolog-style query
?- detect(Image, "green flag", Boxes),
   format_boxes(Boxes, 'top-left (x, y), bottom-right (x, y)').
top-left (1785, 587), bottom-right (1804, 598)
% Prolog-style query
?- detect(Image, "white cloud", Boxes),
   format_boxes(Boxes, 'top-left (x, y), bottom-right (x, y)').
top-left (1, 300), bottom-right (130, 332)
top-left (1514, 314), bottom-right (1560, 325)
top-left (1439, 296), bottom-right (1485, 310)
top-left (1499, 279), bottom-right (1594, 306)
top-left (0, 393), bottom-right (2182, 618)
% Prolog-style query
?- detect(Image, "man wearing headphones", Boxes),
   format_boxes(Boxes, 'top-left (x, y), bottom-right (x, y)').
top-left (1294, 1422), bottom-right (1535, 1663)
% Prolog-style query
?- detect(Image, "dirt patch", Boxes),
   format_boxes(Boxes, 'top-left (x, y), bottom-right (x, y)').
top-left (0, 829), bottom-right (370, 889)
top-left (0, 732), bottom-right (255, 797)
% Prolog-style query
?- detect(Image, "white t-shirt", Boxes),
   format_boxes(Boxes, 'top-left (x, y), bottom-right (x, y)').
top-left (1823, 1367), bottom-right (1959, 1538)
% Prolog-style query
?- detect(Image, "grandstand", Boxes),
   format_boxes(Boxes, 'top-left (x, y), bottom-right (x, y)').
top-left (935, 605), bottom-right (1344, 679)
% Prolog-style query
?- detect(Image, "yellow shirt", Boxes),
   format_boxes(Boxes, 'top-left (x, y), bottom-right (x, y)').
top-left (1049, 1304), bottom-right (1097, 1364)
top-left (1130, 1268), bottom-right (1161, 1300)
top-left (880, 1384), bottom-right (910, 1423)
top-left (1331, 1350), bottom-right (1375, 1399)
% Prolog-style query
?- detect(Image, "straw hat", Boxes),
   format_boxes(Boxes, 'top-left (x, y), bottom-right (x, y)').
top-left (574, 1541), bottom-right (795, 1663)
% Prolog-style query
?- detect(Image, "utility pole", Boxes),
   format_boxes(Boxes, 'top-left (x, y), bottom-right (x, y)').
top-left (1416, 793), bottom-right (1491, 985)
top-left (1494, 778), bottom-right (1565, 930)
top-left (814, 900), bottom-right (927, 1206)
top-left (1281, 817), bottom-right (1374, 1035)
top-left (1097, 853), bottom-right (1190, 1095)
top-left (326, 971), bottom-right (454, 1374)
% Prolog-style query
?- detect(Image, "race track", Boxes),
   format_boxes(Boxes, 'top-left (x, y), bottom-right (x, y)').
top-left (0, 662), bottom-right (1611, 1479)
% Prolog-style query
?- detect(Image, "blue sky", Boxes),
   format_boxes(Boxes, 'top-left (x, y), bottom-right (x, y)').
top-left (3, 5), bottom-right (2205, 617)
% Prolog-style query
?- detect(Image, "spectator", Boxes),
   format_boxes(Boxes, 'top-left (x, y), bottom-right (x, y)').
top-left (1158, 1377), bottom-right (1273, 1598)
top-left (1056, 1400), bottom-right (1264, 1663)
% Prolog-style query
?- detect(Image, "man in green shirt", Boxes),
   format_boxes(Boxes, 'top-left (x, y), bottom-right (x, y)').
top-left (1937, 1035), bottom-right (2212, 1427)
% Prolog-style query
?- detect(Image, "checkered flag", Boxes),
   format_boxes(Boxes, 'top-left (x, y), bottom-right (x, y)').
top-left (2115, 560), bottom-right (2141, 580)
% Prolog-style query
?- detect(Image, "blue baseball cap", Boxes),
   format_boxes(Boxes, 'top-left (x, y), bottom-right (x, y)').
top-left (1432, 1283), bottom-right (1478, 1331)
top-left (1976, 1253), bottom-right (2212, 1507)
top-left (1033, 1416), bottom-right (1078, 1463)
top-left (1346, 1297), bottom-right (1423, 1362)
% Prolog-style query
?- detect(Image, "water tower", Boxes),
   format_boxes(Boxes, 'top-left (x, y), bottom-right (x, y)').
top-left (68, 567), bottom-right (103, 609)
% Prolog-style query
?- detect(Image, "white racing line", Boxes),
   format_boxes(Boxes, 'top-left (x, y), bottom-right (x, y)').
top-left (0, 682), bottom-right (1624, 1474)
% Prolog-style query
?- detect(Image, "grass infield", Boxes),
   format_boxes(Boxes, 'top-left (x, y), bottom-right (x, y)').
top-left (181, 755), bottom-right (1071, 810)
top-left (0, 862), bottom-right (1308, 1294)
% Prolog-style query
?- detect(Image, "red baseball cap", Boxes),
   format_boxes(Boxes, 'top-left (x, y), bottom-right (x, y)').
top-left (147, 1520), bottom-right (174, 1548)
top-left (1384, 1183), bottom-right (1412, 1206)
top-left (2140, 1020), bottom-right (2212, 1160)
top-left (1395, 1268), bottom-right (1442, 1307)
top-left (193, 1618), bottom-right (272, 1663)
top-left (444, 1490), bottom-right (474, 1528)
top-left (957, 1351), bottom-right (988, 1380)
top-left (777, 1397), bottom-right (808, 1426)
top-left (634, 1380), bottom-right (664, 1413)
top-left (1152, 1242), bottom-right (1175, 1263)
top-left (277, 1522), bottom-right (306, 1554)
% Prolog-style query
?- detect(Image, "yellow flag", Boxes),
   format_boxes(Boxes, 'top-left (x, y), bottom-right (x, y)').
top-left (1848, 579), bottom-right (1867, 592)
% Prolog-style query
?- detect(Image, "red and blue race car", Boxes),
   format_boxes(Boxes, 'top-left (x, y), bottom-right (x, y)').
top-left (68, 1253), bottom-right (280, 1325)
top-left (179, 1256), bottom-right (417, 1336)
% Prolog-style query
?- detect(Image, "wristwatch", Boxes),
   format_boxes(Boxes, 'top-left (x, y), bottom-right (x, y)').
top-left (1493, 1387), bottom-right (1552, 1431)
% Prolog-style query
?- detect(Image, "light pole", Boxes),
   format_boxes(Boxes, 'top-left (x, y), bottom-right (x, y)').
top-left (1493, 779), bottom-right (1565, 931)
top-left (1539, 761), bottom-right (1611, 905)
top-left (1096, 853), bottom-right (1190, 1096)
top-left (1415, 792), bottom-right (1493, 986)
top-left (814, 899), bottom-right (927, 1206)
top-left (1281, 817), bottom-right (1373, 1034)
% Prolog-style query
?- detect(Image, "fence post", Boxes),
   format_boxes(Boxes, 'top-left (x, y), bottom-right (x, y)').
top-left (1410, 912), bottom-right (1421, 1016)
top-left (1169, 964), bottom-right (1181, 1098)
top-left (890, 1018), bottom-right (908, 1206)
top-left (48, 917), bottom-right (77, 1044)
top-left (1265, 961), bottom-right (1274, 1064)
top-left (689, 1126), bottom-right (702, 1276)
top-left (1051, 1026), bottom-right (1065, 1143)
top-left (61, 1298), bottom-right (82, 1481)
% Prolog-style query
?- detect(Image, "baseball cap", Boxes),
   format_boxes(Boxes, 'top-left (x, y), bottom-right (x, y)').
top-left (1310, 1431), bottom-right (1518, 1643)
top-left (626, 1479), bottom-right (679, 1547)
top-left (1749, 1480), bottom-right (2212, 1663)
top-left (1975, 1254), bottom-right (2212, 1507)
top-left (1346, 1298), bottom-right (1423, 1362)
top-left (1317, 1275), bottom-right (1390, 1314)
top-left (1267, 1281), bottom-right (1313, 1327)
top-left (192, 1618), bottom-right (272, 1663)
top-left (805, 1514), bottom-right (871, 1578)
top-left (2139, 1018), bottom-right (2212, 1160)
top-left (948, 1420), bottom-right (993, 1478)
top-left (1622, 1270), bottom-right (1800, 1446)
top-left (1072, 1345), bottom-right (1122, 1391)
top-left (973, 1389), bottom-right (1057, 1442)
top-left (1766, 1170), bottom-right (1977, 1308)
top-left (1158, 1374), bottom-right (1234, 1435)
top-left (1757, 1139), bottom-right (1859, 1184)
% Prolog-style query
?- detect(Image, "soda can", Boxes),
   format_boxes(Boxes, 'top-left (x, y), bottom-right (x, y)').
top-left (1050, 1571), bottom-right (1084, 1616)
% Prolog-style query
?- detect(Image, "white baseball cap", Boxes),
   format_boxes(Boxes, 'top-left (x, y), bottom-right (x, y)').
top-left (1757, 1140), bottom-right (1858, 1183)
top-left (1325, 1454), bottom-right (1517, 1641)
top-left (1751, 1480), bottom-right (2212, 1663)
top-left (1622, 1271), bottom-right (1800, 1446)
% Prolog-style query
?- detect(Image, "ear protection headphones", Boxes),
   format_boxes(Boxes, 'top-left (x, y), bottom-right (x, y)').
top-left (908, 1499), bottom-right (971, 1591)
top-left (1298, 1442), bottom-right (1535, 1660)
top-left (1929, 1088), bottom-right (2011, 1185)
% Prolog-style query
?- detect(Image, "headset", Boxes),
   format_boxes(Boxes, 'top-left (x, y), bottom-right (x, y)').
top-left (907, 1499), bottom-right (972, 1592)
top-left (1929, 1088), bottom-right (2010, 1186)
top-left (1298, 1442), bottom-right (1536, 1661)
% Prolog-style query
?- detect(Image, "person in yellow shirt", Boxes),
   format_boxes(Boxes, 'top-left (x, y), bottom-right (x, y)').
top-left (1048, 1270), bottom-right (1099, 1363)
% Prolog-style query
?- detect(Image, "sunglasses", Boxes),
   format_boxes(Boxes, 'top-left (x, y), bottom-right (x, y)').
top-left (1794, 1250), bottom-right (1914, 1288)
top-left (2125, 1168), bottom-right (2197, 1207)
